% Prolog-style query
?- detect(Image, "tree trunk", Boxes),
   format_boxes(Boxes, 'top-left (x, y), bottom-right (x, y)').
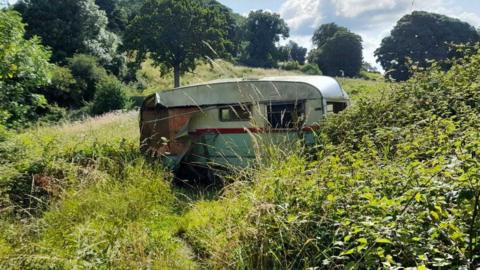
top-left (173, 64), bottom-right (181, 88)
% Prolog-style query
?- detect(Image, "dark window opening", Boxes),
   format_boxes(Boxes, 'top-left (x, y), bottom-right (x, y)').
top-left (326, 102), bottom-right (347, 114)
top-left (219, 105), bottom-right (251, 121)
top-left (267, 102), bottom-right (305, 129)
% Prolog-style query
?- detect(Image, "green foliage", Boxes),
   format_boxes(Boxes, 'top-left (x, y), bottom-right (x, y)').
top-left (301, 63), bottom-right (322, 75)
top-left (90, 76), bottom-right (132, 115)
top-left (202, 0), bottom-right (244, 57)
top-left (15, 0), bottom-right (121, 66)
top-left (124, 0), bottom-right (232, 88)
top-left (36, 65), bottom-right (80, 108)
top-left (278, 41), bottom-right (307, 65)
top-left (0, 10), bottom-right (53, 128)
top-left (375, 11), bottom-right (480, 81)
top-left (280, 61), bottom-right (300, 71)
top-left (95, 0), bottom-right (128, 33)
top-left (241, 10), bottom-right (289, 68)
top-left (180, 46), bottom-right (480, 269)
top-left (0, 112), bottom-right (197, 269)
top-left (68, 54), bottom-right (108, 103)
top-left (309, 23), bottom-right (363, 77)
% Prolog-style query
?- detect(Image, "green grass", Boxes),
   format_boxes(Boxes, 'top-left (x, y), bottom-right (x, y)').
top-left (0, 112), bottom-right (198, 269)
top-left (337, 77), bottom-right (393, 101)
top-left (0, 64), bottom-right (403, 269)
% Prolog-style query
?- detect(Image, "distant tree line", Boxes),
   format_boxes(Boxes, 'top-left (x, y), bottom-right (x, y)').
top-left (1, 0), bottom-right (479, 128)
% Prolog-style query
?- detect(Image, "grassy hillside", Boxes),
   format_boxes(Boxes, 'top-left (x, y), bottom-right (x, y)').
top-left (133, 59), bottom-right (389, 99)
top-left (135, 59), bottom-right (303, 96)
top-left (1, 52), bottom-right (479, 269)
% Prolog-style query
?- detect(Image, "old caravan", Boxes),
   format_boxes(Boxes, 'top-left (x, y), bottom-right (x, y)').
top-left (140, 76), bottom-right (349, 170)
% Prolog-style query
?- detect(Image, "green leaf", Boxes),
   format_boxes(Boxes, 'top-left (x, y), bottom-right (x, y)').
top-left (340, 248), bottom-right (355, 256)
top-left (415, 192), bottom-right (422, 202)
top-left (430, 211), bottom-right (440, 221)
top-left (375, 238), bottom-right (392, 244)
top-left (356, 238), bottom-right (368, 245)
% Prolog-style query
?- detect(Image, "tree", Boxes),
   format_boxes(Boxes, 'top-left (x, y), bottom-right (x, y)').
top-left (0, 10), bottom-right (52, 127)
top-left (14, 0), bottom-right (121, 65)
top-left (68, 54), bottom-right (108, 103)
top-left (278, 41), bottom-right (307, 65)
top-left (95, 0), bottom-right (128, 33)
top-left (309, 23), bottom-right (363, 77)
top-left (242, 10), bottom-right (289, 68)
top-left (124, 0), bottom-right (231, 88)
top-left (202, 0), bottom-right (244, 57)
top-left (375, 11), bottom-right (480, 81)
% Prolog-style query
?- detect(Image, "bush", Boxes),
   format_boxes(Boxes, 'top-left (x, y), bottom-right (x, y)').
top-left (301, 63), bottom-right (322, 75)
top-left (0, 10), bottom-right (52, 128)
top-left (37, 66), bottom-right (80, 108)
top-left (68, 54), bottom-right (108, 103)
top-left (280, 61), bottom-right (300, 71)
top-left (90, 76), bottom-right (132, 115)
top-left (181, 47), bottom-right (480, 269)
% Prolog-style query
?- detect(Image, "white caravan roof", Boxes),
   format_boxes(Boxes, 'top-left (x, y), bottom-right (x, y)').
top-left (143, 76), bottom-right (349, 108)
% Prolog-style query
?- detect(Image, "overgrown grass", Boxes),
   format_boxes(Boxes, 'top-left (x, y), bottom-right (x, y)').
top-left (0, 112), bottom-right (197, 269)
top-left (4, 53), bottom-right (480, 269)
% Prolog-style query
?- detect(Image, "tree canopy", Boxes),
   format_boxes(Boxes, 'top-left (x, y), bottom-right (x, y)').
top-left (278, 41), bottom-right (307, 65)
top-left (241, 10), bottom-right (289, 68)
top-left (309, 23), bottom-right (363, 77)
top-left (0, 10), bottom-right (52, 127)
top-left (124, 0), bottom-right (232, 88)
top-left (14, 0), bottom-right (121, 65)
top-left (95, 0), bottom-right (128, 33)
top-left (375, 11), bottom-right (480, 81)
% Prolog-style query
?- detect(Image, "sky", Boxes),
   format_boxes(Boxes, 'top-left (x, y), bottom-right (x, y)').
top-left (218, 0), bottom-right (480, 69)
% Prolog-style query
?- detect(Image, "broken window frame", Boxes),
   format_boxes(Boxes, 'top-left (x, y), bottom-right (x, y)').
top-left (266, 101), bottom-right (305, 129)
top-left (326, 102), bottom-right (348, 114)
top-left (219, 104), bottom-right (252, 122)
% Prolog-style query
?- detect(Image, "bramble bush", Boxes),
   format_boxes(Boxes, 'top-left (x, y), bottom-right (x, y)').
top-left (181, 46), bottom-right (480, 269)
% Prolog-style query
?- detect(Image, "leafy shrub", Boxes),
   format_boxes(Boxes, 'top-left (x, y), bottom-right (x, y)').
top-left (280, 61), bottom-right (299, 71)
top-left (90, 76), bottom-right (132, 115)
top-left (68, 54), bottom-right (108, 103)
top-left (36, 65), bottom-right (80, 107)
top-left (301, 63), bottom-right (322, 75)
top-left (181, 47), bottom-right (480, 269)
top-left (0, 10), bottom-right (52, 128)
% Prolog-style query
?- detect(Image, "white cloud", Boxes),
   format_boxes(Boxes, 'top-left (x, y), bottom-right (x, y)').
top-left (333, 0), bottom-right (409, 18)
top-left (279, 0), bottom-right (480, 69)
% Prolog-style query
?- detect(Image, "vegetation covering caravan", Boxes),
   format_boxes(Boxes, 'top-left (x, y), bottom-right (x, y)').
top-left (140, 76), bottom-right (349, 170)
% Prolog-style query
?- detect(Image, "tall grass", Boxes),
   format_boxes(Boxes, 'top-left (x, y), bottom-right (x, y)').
top-left (0, 112), bottom-right (198, 269)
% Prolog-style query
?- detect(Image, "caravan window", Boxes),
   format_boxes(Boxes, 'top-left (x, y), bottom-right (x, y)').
top-left (326, 102), bottom-right (347, 114)
top-left (267, 102), bottom-right (305, 129)
top-left (219, 105), bottom-right (251, 121)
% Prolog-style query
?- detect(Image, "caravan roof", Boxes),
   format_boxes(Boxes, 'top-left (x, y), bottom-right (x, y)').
top-left (143, 76), bottom-right (348, 108)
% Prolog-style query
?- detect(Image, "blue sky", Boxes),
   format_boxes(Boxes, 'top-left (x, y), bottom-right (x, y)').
top-left (219, 0), bottom-right (480, 68)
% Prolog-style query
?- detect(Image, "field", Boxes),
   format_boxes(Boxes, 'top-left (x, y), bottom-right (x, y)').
top-left (1, 55), bottom-right (480, 269)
